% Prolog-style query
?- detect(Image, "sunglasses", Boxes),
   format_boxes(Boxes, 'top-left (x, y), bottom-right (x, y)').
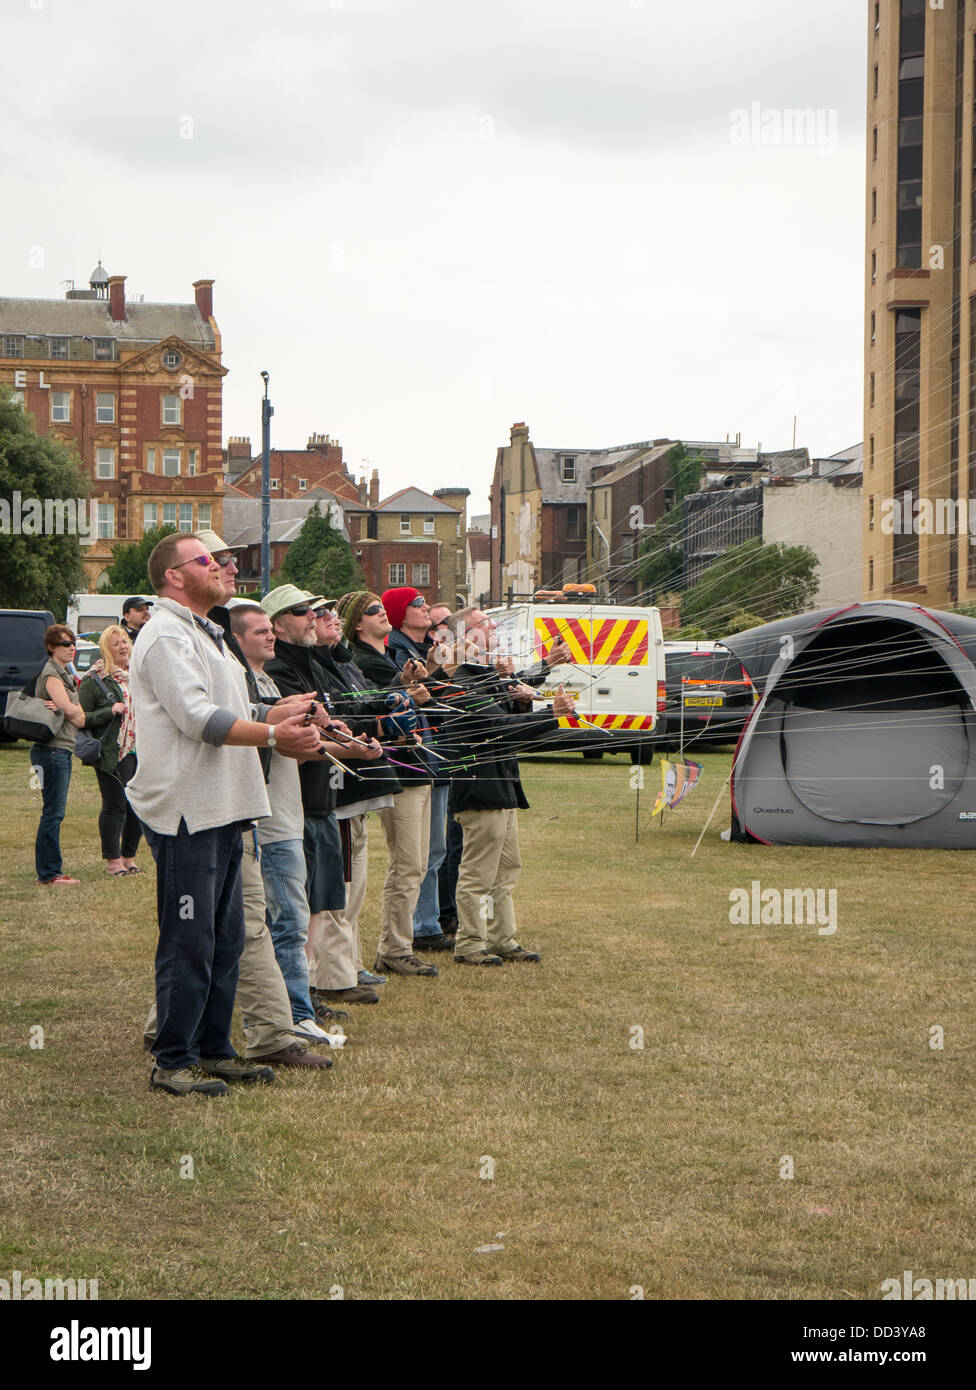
top-left (171, 553), bottom-right (215, 570)
top-left (214, 555), bottom-right (237, 568)
top-left (363, 603), bottom-right (384, 616)
top-left (55, 639), bottom-right (77, 648)
top-left (407, 596), bottom-right (428, 608)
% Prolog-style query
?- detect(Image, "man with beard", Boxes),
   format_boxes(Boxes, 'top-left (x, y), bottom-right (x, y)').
top-left (128, 533), bottom-right (325, 1097)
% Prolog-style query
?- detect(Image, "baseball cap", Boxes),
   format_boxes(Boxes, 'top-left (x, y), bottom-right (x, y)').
top-left (122, 596), bottom-right (154, 614)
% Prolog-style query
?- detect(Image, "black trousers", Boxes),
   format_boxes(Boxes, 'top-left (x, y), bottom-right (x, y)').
top-left (438, 810), bottom-right (463, 925)
top-left (95, 753), bottom-right (142, 860)
top-left (141, 818), bottom-right (245, 1072)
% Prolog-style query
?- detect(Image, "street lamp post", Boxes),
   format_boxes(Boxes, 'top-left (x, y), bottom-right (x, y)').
top-left (260, 371), bottom-right (273, 596)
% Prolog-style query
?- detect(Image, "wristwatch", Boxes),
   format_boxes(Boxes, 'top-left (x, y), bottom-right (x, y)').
top-left (266, 725), bottom-right (277, 749)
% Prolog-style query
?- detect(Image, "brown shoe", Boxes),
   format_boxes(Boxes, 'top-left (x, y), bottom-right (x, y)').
top-left (494, 945), bottom-right (542, 962)
top-left (454, 951), bottom-right (503, 967)
top-left (374, 953), bottom-right (438, 978)
top-left (252, 1042), bottom-right (332, 1069)
top-left (315, 986), bottom-right (380, 1005)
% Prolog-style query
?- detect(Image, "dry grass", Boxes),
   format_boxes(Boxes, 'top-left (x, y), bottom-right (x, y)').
top-left (0, 740), bottom-right (973, 1301)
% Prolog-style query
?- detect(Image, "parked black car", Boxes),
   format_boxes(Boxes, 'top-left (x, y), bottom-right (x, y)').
top-left (0, 608), bottom-right (56, 740)
top-left (657, 642), bottom-right (757, 750)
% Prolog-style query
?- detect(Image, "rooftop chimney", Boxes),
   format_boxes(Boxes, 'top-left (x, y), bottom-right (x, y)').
top-left (108, 274), bottom-right (126, 322)
top-left (511, 421), bottom-right (529, 442)
top-left (357, 475), bottom-right (368, 505)
top-left (369, 468), bottom-right (379, 508)
top-left (193, 279), bottom-right (215, 320)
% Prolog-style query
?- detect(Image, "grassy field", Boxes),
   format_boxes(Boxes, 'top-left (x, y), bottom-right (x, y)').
top-left (0, 739), bottom-right (973, 1302)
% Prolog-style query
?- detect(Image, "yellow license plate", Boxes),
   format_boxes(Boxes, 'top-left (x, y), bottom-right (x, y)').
top-left (684, 695), bottom-right (724, 708)
top-left (538, 687), bottom-right (578, 700)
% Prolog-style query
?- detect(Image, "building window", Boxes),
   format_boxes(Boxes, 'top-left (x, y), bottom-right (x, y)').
top-left (872, 188), bottom-right (877, 222)
top-left (51, 391), bottom-right (70, 423)
top-left (869, 556), bottom-right (874, 590)
top-left (298, 478), bottom-right (307, 490)
top-left (197, 503), bottom-right (212, 530)
top-left (871, 251), bottom-right (877, 284)
top-left (162, 449), bottom-right (181, 476)
top-left (389, 562), bottom-right (406, 584)
top-left (893, 306), bottom-right (922, 585)
top-left (162, 503), bottom-right (178, 527)
top-left (412, 562), bottom-right (430, 586)
top-left (400, 514), bottom-right (411, 533)
top-left (270, 478), bottom-right (280, 490)
top-left (874, 3), bottom-right (879, 37)
top-left (179, 503), bottom-right (193, 532)
top-left (95, 391), bottom-right (115, 423)
top-left (143, 503), bottom-right (159, 531)
top-left (187, 448), bottom-right (198, 477)
top-left (93, 339), bottom-right (114, 361)
top-left (161, 349), bottom-right (182, 371)
top-left (869, 434), bottom-right (875, 469)
top-left (161, 393), bottom-right (181, 426)
top-left (146, 447), bottom-right (156, 474)
top-left (561, 456), bottom-right (577, 482)
top-left (566, 506), bottom-right (581, 539)
top-left (49, 337), bottom-right (68, 360)
top-left (872, 126), bottom-right (878, 161)
top-left (3, 335), bottom-right (24, 358)
top-left (871, 311), bottom-right (876, 346)
top-left (97, 503), bottom-right (115, 539)
top-left (456, 517), bottom-right (461, 537)
top-left (869, 496), bottom-right (875, 530)
top-left (10, 391), bottom-right (24, 409)
top-left (870, 372), bottom-right (875, 407)
top-left (423, 515), bottom-right (435, 534)
top-left (873, 64), bottom-right (879, 99)
top-left (95, 447), bottom-right (115, 479)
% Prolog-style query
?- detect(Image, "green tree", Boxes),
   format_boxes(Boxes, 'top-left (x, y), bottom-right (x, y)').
top-left (103, 525), bottom-right (177, 594)
top-left (0, 387), bottom-right (89, 616)
top-left (680, 538), bottom-right (819, 636)
top-left (277, 502), bottom-right (364, 596)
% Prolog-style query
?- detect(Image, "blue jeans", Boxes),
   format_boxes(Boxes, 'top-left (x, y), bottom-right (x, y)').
top-left (413, 782), bottom-right (449, 936)
top-left (260, 837), bottom-right (315, 1023)
top-left (31, 746), bottom-right (73, 881)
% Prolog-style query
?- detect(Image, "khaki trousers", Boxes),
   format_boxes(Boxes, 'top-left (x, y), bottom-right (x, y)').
top-left (145, 832), bottom-right (298, 1059)
top-left (307, 814), bottom-right (367, 988)
top-left (376, 785), bottom-right (431, 958)
top-left (454, 808), bottom-right (521, 957)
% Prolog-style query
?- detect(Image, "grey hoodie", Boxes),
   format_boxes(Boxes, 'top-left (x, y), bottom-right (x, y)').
top-left (126, 596), bottom-right (270, 835)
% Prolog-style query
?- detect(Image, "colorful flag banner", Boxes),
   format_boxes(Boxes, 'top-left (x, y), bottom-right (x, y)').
top-left (651, 758), bottom-right (703, 816)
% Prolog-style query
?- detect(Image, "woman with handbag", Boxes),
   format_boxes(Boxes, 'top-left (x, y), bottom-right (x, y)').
top-left (78, 625), bottom-right (143, 877)
top-left (32, 624), bottom-right (87, 886)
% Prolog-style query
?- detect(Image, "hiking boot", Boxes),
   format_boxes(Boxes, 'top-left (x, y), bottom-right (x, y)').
top-left (374, 952), bottom-right (438, 978)
top-left (253, 1042), bottom-right (332, 1069)
top-left (495, 945), bottom-right (542, 963)
top-left (197, 1054), bottom-right (276, 1085)
top-left (149, 1066), bottom-right (229, 1097)
top-left (412, 933), bottom-right (455, 952)
top-left (318, 986), bottom-right (380, 1005)
top-left (312, 1000), bottom-right (350, 1022)
top-left (358, 968), bottom-right (387, 987)
top-left (454, 951), bottom-right (503, 967)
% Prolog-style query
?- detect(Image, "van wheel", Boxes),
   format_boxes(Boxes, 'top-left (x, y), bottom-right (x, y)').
top-left (629, 745), bottom-right (653, 766)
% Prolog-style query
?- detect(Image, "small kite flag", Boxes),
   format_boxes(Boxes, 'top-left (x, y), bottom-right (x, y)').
top-left (651, 758), bottom-right (703, 816)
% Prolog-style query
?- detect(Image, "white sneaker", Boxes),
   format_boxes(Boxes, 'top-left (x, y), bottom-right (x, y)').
top-left (293, 1018), bottom-right (346, 1049)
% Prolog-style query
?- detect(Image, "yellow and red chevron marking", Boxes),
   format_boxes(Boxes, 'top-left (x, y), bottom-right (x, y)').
top-left (557, 713), bottom-right (655, 730)
top-left (535, 616), bottom-right (648, 666)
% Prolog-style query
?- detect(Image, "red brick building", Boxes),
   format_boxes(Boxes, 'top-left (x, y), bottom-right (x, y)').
top-left (0, 264), bottom-right (226, 587)
top-left (226, 433), bottom-right (360, 504)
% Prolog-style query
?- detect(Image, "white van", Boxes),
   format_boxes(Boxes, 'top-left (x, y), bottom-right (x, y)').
top-left (66, 593), bottom-right (150, 637)
top-left (486, 600), bottom-right (665, 763)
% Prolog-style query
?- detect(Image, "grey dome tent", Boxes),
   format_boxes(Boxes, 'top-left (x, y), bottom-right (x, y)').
top-left (722, 600), bottom-right (976, 848)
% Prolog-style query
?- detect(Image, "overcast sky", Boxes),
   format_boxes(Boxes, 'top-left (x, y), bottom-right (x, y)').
top-left (1, 0), bottom-right (866, 517)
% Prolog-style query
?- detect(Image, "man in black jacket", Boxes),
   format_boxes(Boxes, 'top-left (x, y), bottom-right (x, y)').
top-left (430, 610), bottom-right (576, 966)
top-left (263, 584), bottom-right (391, 1004)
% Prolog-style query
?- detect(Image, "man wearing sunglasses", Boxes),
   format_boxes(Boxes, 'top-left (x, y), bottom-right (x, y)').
top-left (128, 533), bottom-right (329, 1097)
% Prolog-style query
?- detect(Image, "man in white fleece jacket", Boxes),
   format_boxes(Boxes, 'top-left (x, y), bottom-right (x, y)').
top-left (128, 532), bottom-right (322, 1097)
